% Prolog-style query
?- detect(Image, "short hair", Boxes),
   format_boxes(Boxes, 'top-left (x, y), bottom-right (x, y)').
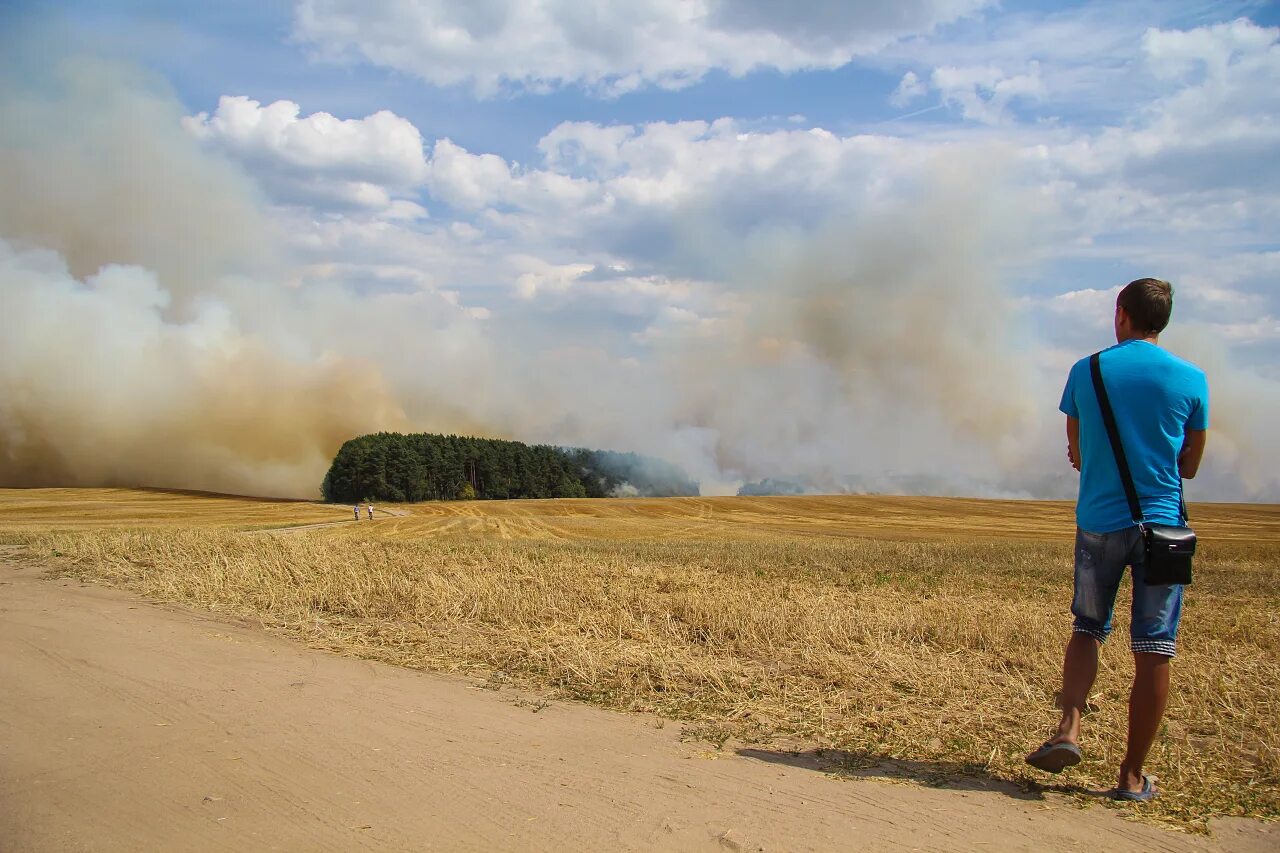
top-left (1117, 278), bottom-right (1173, 334)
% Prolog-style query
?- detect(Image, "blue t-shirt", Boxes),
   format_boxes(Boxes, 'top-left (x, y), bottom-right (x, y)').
top-left (1060, 340), bottom-right (1208, 533)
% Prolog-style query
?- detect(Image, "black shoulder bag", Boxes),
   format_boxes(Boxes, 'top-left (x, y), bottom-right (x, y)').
top-left (1089, 352), bottom-right (1195, 585)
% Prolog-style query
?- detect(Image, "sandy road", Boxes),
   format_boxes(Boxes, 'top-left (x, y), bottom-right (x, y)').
top-left (1, 561), bottom-right (1274, 853)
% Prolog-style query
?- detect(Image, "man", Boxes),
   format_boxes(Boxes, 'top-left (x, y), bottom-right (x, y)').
top-left (1025, 278), bottom-right (1208, 801)
top-left (367, 502), bottom-right (375, 520)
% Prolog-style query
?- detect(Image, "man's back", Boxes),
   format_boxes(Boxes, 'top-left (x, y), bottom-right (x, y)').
top-left (1061, 340), bottom-right (1208, 532)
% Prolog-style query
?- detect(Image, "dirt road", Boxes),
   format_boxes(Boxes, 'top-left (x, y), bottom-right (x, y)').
top-left (2, 560), bottom-right (1274, 852)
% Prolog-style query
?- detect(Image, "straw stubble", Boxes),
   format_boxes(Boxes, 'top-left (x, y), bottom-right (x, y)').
top-left (9, 490), bottom-right (1278, 828)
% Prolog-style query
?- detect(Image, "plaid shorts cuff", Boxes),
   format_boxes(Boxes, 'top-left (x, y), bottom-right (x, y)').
top-left (1072, 623), bottom-right (1108, 643)
top-left (1131, 638), bottom-right (1176, 657)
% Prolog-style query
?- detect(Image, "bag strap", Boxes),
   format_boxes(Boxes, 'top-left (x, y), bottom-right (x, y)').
top-left (1089, 352), bottom-right (1145, 526)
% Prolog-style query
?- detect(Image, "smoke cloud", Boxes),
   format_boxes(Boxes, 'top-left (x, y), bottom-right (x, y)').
top-left (0, 28), bottom-right (460, 497)
top-left (673, 154), bottom-right (1043, 490)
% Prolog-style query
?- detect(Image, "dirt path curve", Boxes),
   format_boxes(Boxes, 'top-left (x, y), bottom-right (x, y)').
top-left (1, 561), bottom-right (1274, 853)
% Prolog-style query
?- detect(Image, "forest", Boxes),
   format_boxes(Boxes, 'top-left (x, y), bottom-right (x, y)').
top-left (321, 432), bottom-right (699, 503)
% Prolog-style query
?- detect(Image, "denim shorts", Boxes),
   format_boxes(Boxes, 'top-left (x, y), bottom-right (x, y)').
top-left (1071, 526), bottom-right (1184, 656)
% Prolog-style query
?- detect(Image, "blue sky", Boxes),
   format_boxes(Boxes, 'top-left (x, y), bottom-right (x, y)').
top-left (2, 1), bottom-right (1278, 499)
top-left (59, 1), bottom-right (1279, 158)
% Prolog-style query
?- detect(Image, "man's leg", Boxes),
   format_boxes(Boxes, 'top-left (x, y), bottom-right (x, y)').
top-left (1056, 528), bottom-right (1121, 744)
top-left (1027, 528), bottom-right (1119, 770)
top-left (1052, 631), bottom-right (1101, 744)
top-left (1123, 542), bottom-right (1182, 793)
top-left (1117, 652), bottom-right (1171, 791)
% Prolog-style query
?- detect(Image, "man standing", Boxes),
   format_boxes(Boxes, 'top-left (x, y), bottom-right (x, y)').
top-left (1025, 278), bottom-right (1208, 801)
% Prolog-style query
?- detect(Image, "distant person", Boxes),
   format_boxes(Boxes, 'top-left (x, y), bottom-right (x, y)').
top-left (1025, 278), bottom-right (1207, 801)
top-left (354, 504), bottom-right (360, 521)
top-left (367, 503), bottom-right (375, 520)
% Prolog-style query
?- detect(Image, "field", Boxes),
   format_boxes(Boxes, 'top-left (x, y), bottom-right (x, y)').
top-left (2, 487), bottom-right (1278, 829)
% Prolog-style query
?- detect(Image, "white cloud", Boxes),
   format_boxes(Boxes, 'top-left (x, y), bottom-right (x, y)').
top-left (928, 62), bottom-right (1044, 124)
top-left (1031, 18), bottom-right (1280, 248)
top-left (889, 70), bottom-right (928, 107)
top-left (182, 15), bottom-right (1280, 395)
top-left (184, 96), bottom-right (428, 214)
top-left (1143, 15), bottom-right (1277, 79)
top-left (292, 0), bottom-right (991, 95)
top-left (426, 138), bottom-right (598, 213)
top-left (1212, 316), bottom-right (1280, 344)
top-left (514, 261), bottom-right (594, 300)
top-left (1037, 286), bottom-right (1118, 347)
top-left (443, 118), bottom-right (942, 222)
top-left (425, 139), bottom-right (515, 210)
top-left (875, 0), bottom-right (1204, 113)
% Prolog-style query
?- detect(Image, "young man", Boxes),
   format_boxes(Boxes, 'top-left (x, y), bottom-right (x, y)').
top-left (1026, 278), bottom-right (1208, 801)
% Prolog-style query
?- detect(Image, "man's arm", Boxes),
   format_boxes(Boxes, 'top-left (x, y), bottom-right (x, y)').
top-left (1179, 429), bottom-right (1207, 479)
top-left (1066, 415), bottom-right (1081, 472)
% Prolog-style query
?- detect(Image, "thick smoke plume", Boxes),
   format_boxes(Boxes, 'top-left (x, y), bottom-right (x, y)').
top-left (2, 21), bottom-right (1276, 502)
top-left (658, 155), bottom-right (1044, 495)
top-left (0, 34), bottom-right (443, 497)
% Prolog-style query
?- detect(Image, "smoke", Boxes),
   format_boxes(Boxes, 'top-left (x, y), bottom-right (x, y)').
top-left (1162, 329), bottom-right (1280, 502)
top-left (0, 53), bottom-right (274, 302)
top-left (666, 153), bottom-right (1045, 491)
top-left (0, 26), bottom-right (1062, 501)
top-left (0, 25), bottom-right (467, 497)
top-left (2, 17), bottom-right (1274, 502)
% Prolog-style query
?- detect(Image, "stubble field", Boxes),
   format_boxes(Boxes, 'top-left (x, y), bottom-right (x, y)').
top-left (2, 487), bottom-right (1277, 829)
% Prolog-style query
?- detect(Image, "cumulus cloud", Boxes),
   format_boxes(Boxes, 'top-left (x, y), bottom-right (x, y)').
top-left (424, 138), bottom-right (597, 219)
top-left (433, 118), bottom-right (955, 280)
top-left (889, 70), bottom-right (928, 107)
top-left (875, 0), bottom-right (1199, 112)
top-left (1143, 15), bottom-right (1277, 79)
top-left (1127, 19), bottom-right (1280, 192)
top-left (1029, 17), bottom-right (1280, 254)
top-left (184, 96), bottom-right (429, 215)
top-left (928, 62), bottom-right (1044, 124)
top-left (888, 62), bottom-right (1045, 123)
top-left (292, 0), bottom-right (991, 95)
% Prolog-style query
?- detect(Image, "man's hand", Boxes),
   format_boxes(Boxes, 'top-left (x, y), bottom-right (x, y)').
top-left (1179, 429), bottom-right (1207, 479)
top-left (1066, 416), bottom-right (1081, 472)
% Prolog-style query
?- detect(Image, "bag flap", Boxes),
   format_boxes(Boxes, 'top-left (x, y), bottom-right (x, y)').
top-left (1146, 523), bottom-right (1197, 548)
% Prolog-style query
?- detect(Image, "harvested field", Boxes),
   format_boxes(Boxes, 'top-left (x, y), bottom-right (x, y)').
top-left (3, 487), bottom-right (1278, 830)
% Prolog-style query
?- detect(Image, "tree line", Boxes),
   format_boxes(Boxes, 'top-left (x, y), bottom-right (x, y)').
top-left (321, 432), bottom-right (699, 503)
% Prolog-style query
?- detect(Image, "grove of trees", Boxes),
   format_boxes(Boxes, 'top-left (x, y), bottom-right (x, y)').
top-left (321, 432), bottom-right (699, 503)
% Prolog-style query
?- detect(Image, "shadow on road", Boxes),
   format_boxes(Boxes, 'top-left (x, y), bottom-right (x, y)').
top-left (737, 747), bottom-right (1103, 803)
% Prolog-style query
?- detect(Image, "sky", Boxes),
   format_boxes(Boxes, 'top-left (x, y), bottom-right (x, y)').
top-left (1, 1), bottom-right (1278, 500)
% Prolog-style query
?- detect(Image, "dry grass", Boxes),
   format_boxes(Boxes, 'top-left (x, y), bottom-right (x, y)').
top-left (0, 487), bottom-right (341, 531)
top-left (3, 488), bottom-right (1278, 828)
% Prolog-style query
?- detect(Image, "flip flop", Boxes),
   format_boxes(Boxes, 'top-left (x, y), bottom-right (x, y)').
top-left (1025, 740), bottom-right (1082, 773)
top-left (1110, 774), bottom-right (1158, 802)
